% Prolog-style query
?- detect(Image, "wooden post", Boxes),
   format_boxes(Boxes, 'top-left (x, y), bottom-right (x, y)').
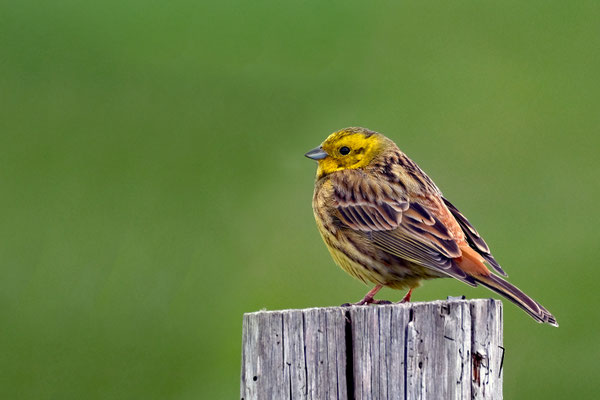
top-left (241, 299), bottom-right (503, 400)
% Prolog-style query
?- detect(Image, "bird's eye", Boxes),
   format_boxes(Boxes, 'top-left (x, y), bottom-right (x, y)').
top-left (339, 146), bottom-right (350, 155)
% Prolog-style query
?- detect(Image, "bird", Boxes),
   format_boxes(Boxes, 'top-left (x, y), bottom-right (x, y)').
top-left (305, 127), bottom-right (557, 326)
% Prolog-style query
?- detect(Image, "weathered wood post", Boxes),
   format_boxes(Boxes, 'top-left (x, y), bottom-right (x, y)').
top-left (241, 299), bottom-right (503, 400)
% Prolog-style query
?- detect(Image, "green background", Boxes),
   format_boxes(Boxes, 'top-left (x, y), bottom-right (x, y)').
top-left (1, 1), bottom-right (598, 399)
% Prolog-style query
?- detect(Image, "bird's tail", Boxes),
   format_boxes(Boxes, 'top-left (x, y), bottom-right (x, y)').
top-left (474, 273), bottom-right (558, 327)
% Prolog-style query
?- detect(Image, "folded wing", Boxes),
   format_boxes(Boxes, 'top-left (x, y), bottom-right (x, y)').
top-left (331, 171), bottom-right (477, 285)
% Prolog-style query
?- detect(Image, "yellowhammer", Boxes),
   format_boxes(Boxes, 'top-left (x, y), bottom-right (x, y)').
top-left (305, 127), bottom-right (557, 326)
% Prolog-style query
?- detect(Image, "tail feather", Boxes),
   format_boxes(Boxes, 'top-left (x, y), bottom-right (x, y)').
top-left (475, 273), bottom-right (558, 327)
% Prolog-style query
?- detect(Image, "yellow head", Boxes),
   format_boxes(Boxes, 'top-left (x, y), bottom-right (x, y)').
top-left (305, 127), bottom-right (388, 178)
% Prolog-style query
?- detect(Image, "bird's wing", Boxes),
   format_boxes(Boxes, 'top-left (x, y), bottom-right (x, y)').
top-left (331, 171), bottom-right (478, 285)
top-left (442, 197), bottom-right (507, 276)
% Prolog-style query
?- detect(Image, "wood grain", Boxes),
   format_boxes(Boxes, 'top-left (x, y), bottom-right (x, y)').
top-left (241, 299), bottom-right (503, 400)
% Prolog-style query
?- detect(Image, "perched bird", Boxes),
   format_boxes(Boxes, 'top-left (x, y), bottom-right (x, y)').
top-left (305, 127), bottom-right (557, 326)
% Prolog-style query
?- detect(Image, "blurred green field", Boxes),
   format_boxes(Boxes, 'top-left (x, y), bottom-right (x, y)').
top-left (0, 1), bottom-right (598, 399)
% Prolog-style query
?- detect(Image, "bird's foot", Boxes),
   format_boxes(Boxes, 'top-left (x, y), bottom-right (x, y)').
top-left (340, 284), bottom-right (391, 306)
top-left (341, 298), bottom-right (392, 307)
top-left (356, 296), bottom-right (392, 305)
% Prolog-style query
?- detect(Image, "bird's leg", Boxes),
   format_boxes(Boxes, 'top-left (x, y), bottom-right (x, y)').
top-left (398, 288), bottom-right (413, 303)
top-left (356, 284), bottom-right (383, 305)
top-left (345, 284), bottom-right (391, 306)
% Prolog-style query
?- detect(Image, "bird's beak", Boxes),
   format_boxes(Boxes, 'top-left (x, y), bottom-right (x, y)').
top-left (304, 146), bottom-right (328, 160)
